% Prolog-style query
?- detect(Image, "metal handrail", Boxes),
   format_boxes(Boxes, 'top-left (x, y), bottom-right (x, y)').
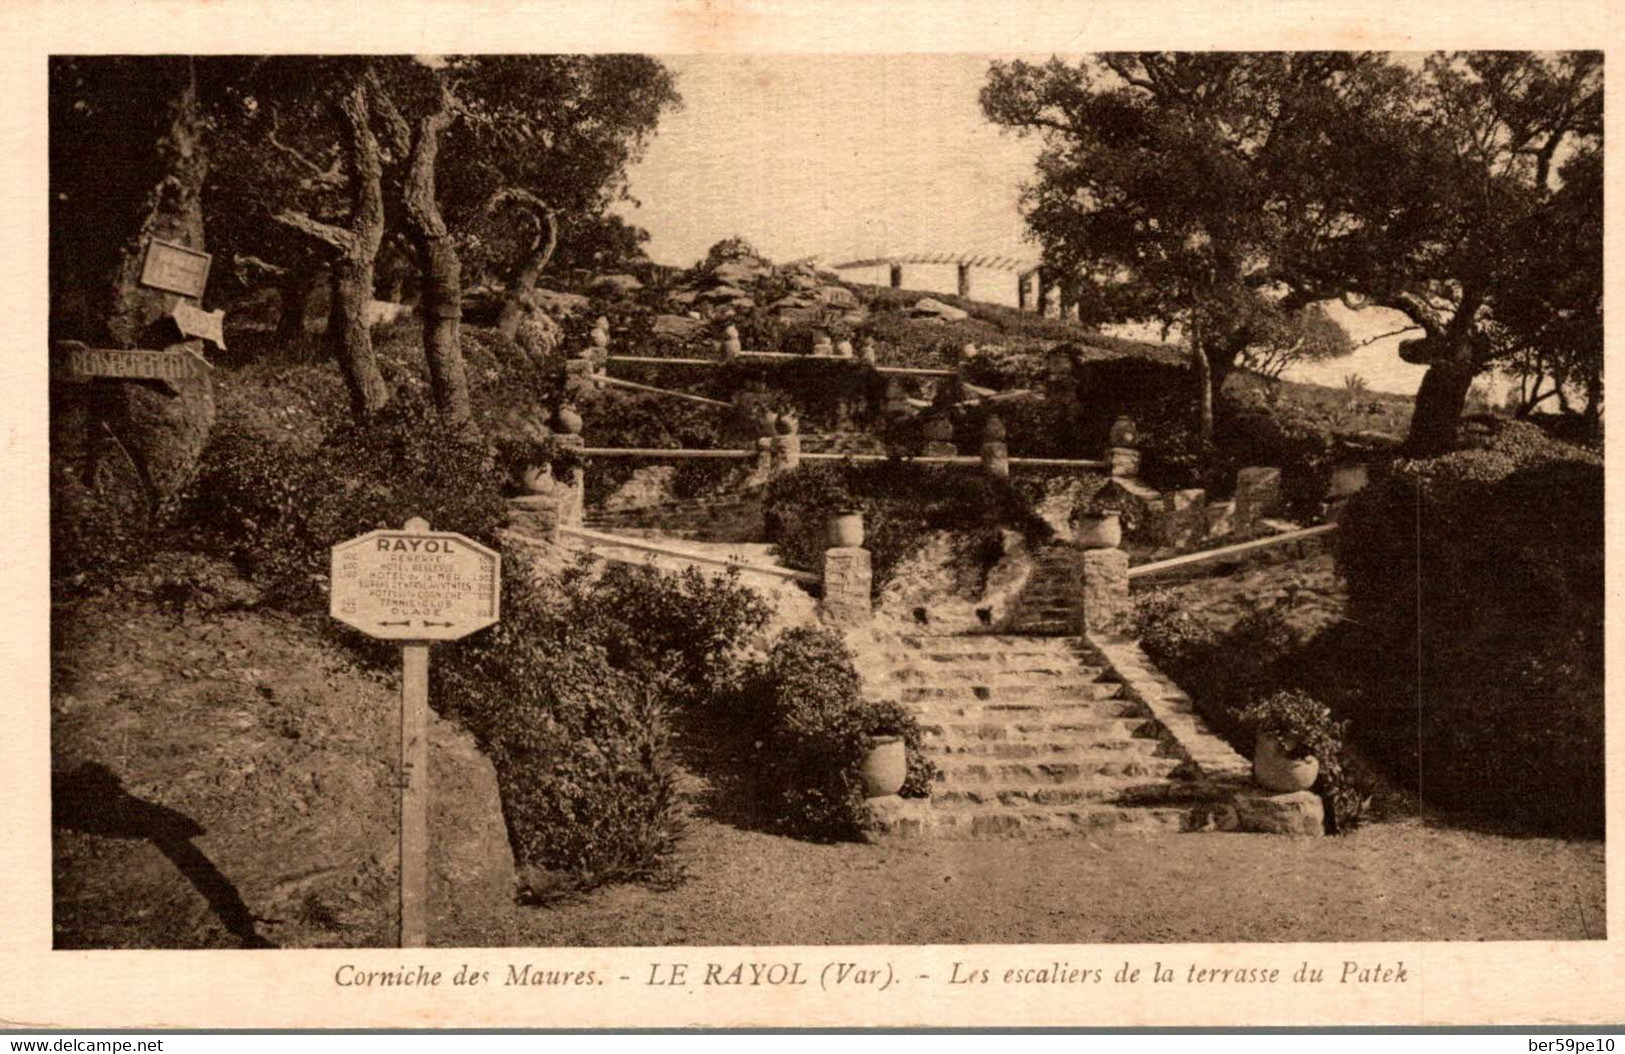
top-left (1127, 523), bottom-right (1338, 579)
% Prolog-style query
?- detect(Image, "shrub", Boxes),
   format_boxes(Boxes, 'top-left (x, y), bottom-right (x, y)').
top-left (1335, 420), bottom-right (1602, 835)
top-left (559, 560), bottom-right (772, 709)
top-left (576, 391), bottom-right (744, 506)
top-left (763, 461), bottom-right (1054, 595)
top-left (1133, 590), bottom-right (1371, 832)
top-left (436, 553), bottom-right (684, 888)
top-left (183, 392), bottom-right (510, 611)
top-left (727, 626), bottom-right (937, 838)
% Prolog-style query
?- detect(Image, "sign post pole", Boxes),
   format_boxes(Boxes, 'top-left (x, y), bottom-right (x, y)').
top-left (400, 638), bottom-right (430, 949)
top-left (328, 514), bottom-right (501, 951)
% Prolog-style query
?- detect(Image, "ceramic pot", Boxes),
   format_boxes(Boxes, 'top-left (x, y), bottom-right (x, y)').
top-left (827, 512), bottom-right (865, 549)
top-left (1073, 512), bottom-right (1121, 550)
top-left (859, 736), bottom-right (907, 798)
top-left (1254, 732), bottom-right (1320, 793)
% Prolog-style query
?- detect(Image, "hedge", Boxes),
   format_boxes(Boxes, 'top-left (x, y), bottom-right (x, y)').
top-left (1335, 420), bottom-right (1603, 835)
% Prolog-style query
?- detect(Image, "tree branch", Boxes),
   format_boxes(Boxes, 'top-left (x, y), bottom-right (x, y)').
top-left (272, 210), bottom-right (354, 253)
top-left (1354, 324), bottom-right (1423, 349)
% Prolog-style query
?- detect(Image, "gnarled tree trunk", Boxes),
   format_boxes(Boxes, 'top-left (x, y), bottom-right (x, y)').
top-left (402, 93), bottom-right (472, 427)
top-left (275, 78), bottom-right (390, 420)
top-left (488, 188), bottom-right (558, 343)
top-left (76, 57), bottom-right (216, 517)
top-left (1406, 345), bottom-right (1478, 457)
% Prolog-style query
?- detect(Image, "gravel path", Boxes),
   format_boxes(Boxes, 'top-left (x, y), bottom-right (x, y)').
top-left (491, 815), bottom-right (1604, 947)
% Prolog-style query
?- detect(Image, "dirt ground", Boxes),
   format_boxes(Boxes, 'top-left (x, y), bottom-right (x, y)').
top-left (490, 813), bottom-right (1605, 947)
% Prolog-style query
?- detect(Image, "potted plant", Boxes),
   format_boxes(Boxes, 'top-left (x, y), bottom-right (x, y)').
top-left (855, 706), bottom-right (910, 799)
top-left (1238, 689), bottom-right (1345, 794)
top-left (827, 507), bottom-right (865, 549)
top-left (1071, 490), bottom-right (1124, 549)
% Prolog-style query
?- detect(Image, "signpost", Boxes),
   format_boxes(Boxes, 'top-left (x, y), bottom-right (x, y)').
top-left (329, 518), bottom-right (500, 947)
top-left (139, 238), bottom-right (213, 299)
top-left (51, 340), bottom-right (213, 393)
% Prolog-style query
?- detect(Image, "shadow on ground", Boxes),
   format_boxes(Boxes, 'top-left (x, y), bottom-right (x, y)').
top-left (52, 762), bottom-right (277, 949)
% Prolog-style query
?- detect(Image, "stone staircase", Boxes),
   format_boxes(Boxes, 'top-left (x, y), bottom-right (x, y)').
top-left (857, 634), bottom-right (1242, 837)
top-left (1007, 545), bottom-right (1083, 635)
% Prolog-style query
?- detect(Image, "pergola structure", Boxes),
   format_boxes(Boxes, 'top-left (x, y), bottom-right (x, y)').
top-left (827, 252), bottom-right (1081, 319)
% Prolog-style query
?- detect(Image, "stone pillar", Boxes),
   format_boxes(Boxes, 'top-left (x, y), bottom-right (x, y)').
top-left (1036, 270), bottom-right (1054, 318)
top-left (1045, 348), bottom-right (1078, 404)
top-left (1107, 415), bottom-right (1140, 478)
top-left (921, 414), bottom-right (956, 458)
top-left (957, 262), bottom-right (972, 299)
top-left (771, 414), bottom-right (801, 474)
top-left (1108, 447), bottom-right (1141, 478)
top-left (980, 415), bottom-right (1009, 478)
top-left (1162, 488), bottom-right (1208, 548)
top-left (1234, 466), bottom-right (1283, 529)
top-left (1017, 272), bottom-right (1033, 312)
top-left (563, 357), bottom-right (598, 400)
top-left (1078, 547), bottom-right (1131, 638)
top-left (821, 546), bottom-right (873, 627)
top-left (889, 263), bottom-right (903, 289)
top-left (551, 406), bottom-right (586, 527)
top-left (718, 323), bottom-right (742, 361)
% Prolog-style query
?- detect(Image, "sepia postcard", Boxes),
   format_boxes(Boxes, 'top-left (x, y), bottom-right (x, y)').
top-left (2, 0), bottom-right (1621, 1031)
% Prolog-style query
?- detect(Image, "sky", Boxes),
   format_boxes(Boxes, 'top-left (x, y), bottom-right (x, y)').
top-left (615, 54), bottom-right (1437, 396)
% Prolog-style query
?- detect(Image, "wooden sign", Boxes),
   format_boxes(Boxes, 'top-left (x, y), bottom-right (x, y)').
top-left (171, 302), bottom-right (227, 349)
top-left (52, 341), bottom-right (213, 387)
top-left (330, 525), bottom-right (500, 642)
top-left (139, 239), bottom-right (213, 299)
top-left (329, 518), bottom-right (501, 949)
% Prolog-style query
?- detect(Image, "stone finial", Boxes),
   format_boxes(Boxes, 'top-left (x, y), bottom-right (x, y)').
top-left (551, 402), bottom-right (583, 435)
top-left (775, 410), bottom-right (800, 436)
top-left (960, 343), bottom-right (978, 362)
top-left (982, 415), bottom-right (1007, 442)
top-left (835, 338), bottom-right (855, 359)
top-left (719, 323), bottom-right (742, 360)
top-left (590, 316), bottom-right (611, 350)
top-left (860, 336), bottom-right (878, 366)
top-left (1108, 415), bottom-right (1137, 448)
top-left (811, 331), bottom-right (834, 357)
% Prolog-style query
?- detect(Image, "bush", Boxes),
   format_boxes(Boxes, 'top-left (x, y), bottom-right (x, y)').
top-left (1133, 590), bottom-right (1371, 832)
top-left (183, 392), bottom-right (510, 611)
top-left (1335, 420), bottom-right (1603, 835)
top-left (576, 390), bottom-right (745, 507)
top-left (726, 627), bottom-right (937, 838)
top-left (436, 554), bottom-right (684, 889)
top-left (763, 461), bottom-right (1054, 595)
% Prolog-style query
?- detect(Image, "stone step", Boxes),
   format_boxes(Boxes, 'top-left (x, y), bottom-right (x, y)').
top-left (932, 775), bottom-right (1207, 807)
top-left (911, 698), bottom-right (1141, 722)
top-left (873, 801), bottom-right (1198, 839)
top-left (889, 667), bottom-right (1105, 685)
top-left (898, 683), bottom-right (1124, 704)
top-left (1010, 621), bottom-right (1073, 635)
top-left (933, 752), bottom-right (1177, 786)
top-left (929, 740), bottom-right (1170, 763)
top-left (919, 711), bottom-right (1154, 741)
top-left (877, 647), bottom-right (1085, 664)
